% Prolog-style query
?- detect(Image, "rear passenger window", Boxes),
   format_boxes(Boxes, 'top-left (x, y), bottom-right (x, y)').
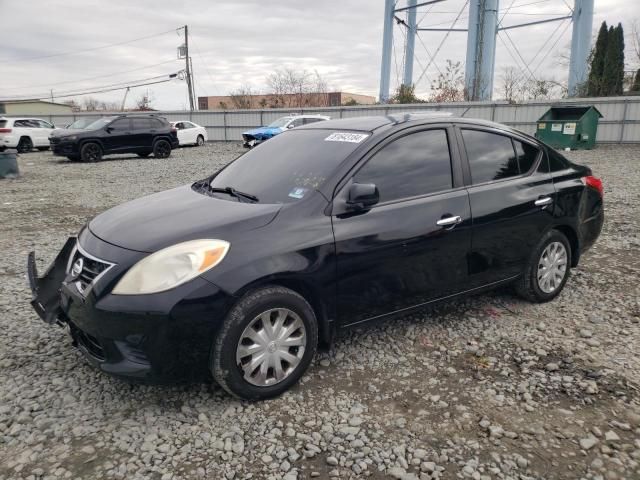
top-left (462, 130), bottom-right (518, 183)
top-left (537, 149), bottom-right (569, 173)
top-left (513, 140), bottom-right (539, 173)
top-left (355, 129), bottom-right (452, 203)
top-left (132, 118), bottom-right (151, 130)
top-left (152, 118), bottom-right (166, 128)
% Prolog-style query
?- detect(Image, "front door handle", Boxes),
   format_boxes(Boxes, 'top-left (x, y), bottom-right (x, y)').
top-left (436, 215), bottom-right (462, 227)
top-left (534, 196), bottom-right (553, 207)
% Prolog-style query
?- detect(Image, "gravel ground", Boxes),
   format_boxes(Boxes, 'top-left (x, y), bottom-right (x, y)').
top-left (0, 143), bottom-right (639, 480)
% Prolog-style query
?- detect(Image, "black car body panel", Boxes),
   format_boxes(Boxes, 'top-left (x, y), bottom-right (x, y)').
top-left (29, 114), bottom-right (604, 384)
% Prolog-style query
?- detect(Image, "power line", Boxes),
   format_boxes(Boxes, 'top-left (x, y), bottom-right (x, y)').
top-left (1, 59), bottom-right (179, 91)
top-left (2, 72), bottom-right (181, 101)
top-left (1, 28), bottom-right (179, 63)
top-left (414, 0), bottom-right (469, 87)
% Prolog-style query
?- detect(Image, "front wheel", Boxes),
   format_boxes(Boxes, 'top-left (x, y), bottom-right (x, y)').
top-left (515, 229), bottom-right (571, 303)
top-left (196, 135), bottom-right (205, 146)
top-left (80, 142), bottom-right (102, 162)
top-left (153, 139), bottom-right (171, 158)
top-left (212, 286), bottom-right (318, 400)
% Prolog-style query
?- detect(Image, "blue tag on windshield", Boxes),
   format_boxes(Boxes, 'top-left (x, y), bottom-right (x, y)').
top-left (288, 187), bottom-right (308, 199)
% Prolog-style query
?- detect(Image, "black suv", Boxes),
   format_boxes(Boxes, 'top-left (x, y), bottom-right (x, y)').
top-left (49, 115), bottom-right (179, 162)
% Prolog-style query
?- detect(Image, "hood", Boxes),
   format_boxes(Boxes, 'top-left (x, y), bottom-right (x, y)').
top-left (50, 128), bottom-right (88, 138)
top-left (243, 126), bottom-right (283, 137)
top-left (89, 185), bottom-right (281, 252)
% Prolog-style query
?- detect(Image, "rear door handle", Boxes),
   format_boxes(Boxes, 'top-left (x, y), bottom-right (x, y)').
top-left (436, 215), bottom-right (462, 227)
top-left (534, 196), bottom-right (553, 207)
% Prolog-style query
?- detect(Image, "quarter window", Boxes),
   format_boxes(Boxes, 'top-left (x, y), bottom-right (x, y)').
top-left (513, 140), bottom-right (539, 173)
top-left (462, 130), bottom-right (518, 184)
top-left (132, 118), bottom-right (151, 130)
top-left (354, 129), bottom-right (453, 203)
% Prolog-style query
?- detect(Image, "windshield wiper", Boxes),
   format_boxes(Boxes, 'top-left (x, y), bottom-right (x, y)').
top-left (208, 186), bottom-right (259, 203)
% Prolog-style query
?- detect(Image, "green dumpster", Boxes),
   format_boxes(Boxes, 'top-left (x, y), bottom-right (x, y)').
top-left (535, 105), bottom-right (602, 150)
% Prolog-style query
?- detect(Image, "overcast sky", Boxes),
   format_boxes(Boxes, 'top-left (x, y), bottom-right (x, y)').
top-left (1, 0), bottom-right (638, 110)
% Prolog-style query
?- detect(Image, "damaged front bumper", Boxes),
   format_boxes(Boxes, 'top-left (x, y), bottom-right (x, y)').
top-left (27, 234), bottom-right (235, 384)
top-left (27, 237), bottom-right (76, 325)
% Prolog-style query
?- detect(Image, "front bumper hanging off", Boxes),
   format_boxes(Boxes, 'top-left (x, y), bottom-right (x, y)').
top-left (27, 237), bottom-right (76, 324)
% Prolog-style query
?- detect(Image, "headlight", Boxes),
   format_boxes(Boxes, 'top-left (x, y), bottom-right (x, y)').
top-left (112, 239), bottom-right (230, 295)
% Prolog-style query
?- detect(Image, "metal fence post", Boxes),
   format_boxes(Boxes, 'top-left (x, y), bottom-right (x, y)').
top-left (491, 103), bottom-right (496, 121)
top-left (620, 99), bottom-right (629, 143)
top-left (223, 111), bottom-right (227, 142)
top-left (260, 110), bottom-right (263, 127)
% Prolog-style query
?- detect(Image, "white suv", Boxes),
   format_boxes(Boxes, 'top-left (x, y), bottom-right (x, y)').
top-left (0, 117), bottom-right (56, 153)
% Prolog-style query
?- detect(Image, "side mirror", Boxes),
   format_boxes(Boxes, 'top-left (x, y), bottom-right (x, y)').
top-left (106, 127), bottom-right (113, 133)
top-left (347, 182), bottom-right (379, 210)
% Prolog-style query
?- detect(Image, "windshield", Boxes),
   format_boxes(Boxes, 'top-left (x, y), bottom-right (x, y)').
top-left (208, 129), bottom-right (368, 204)
top-left (267, 117), bottom-right (293, 128)
top-left (84, 118), bottom-right (116, 130)
top-left (67, 118), bottom-right (98, 129)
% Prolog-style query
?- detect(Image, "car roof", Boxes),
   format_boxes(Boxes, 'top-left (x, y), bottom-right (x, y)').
top-left (298, 113), bottom-right (532, 138)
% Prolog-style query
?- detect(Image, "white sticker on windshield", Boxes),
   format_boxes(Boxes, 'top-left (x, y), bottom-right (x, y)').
top-left (324, 132), bottom-right (369, 143)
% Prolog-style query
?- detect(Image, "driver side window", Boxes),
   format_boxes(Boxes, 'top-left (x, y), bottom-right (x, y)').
top-left (354, 129), bottom-right (453, 204)
top-left (109, 119), bottom-right (130, 132)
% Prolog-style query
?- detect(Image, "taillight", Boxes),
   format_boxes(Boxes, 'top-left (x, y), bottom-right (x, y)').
top-left (582, 175), bottom-right (603, 197)
top-left (0, 128), bottom-right (12, 133)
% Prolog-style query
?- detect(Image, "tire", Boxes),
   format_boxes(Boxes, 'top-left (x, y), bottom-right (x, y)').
top-left (67, 155), bottom-right (81, 162)
top-left (153, 139), bottom-right (171, 158)
top-left (37, 147), bottom-right (49, 151)
top-left (137, 152), bottom-right (151, 158)
top-left (212, 286), bottom-right (318, 400)
top-left (515, 229), bottom-right (572, 303)
top-left (0, 146), bottom-right (6, 152)
top-left (80, 142), bottom-right (102, 162)
top-left (17, 137), bottom-right (33, 153)
top-left (196, 135), bottom-right (205, 146)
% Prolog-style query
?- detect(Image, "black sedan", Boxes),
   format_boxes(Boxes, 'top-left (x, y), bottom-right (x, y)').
top-left (28, 114), bottom-right (604, 400)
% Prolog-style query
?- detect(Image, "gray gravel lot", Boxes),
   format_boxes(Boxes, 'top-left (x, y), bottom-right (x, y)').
top-left (1, 143), bottom-right (639, 480)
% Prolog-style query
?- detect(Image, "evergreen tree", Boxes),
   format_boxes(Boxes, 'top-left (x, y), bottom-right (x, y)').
top-left (602, 24), bottom-right (625, 95)
top-left (615, 23), bottom-right (625, 95)
top-left (588, 21), bottom-right (608, 96)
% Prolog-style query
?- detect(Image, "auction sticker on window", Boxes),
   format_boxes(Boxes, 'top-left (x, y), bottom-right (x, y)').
top-left (325, 132), bottom-right (369, 143)
top-left (288, 187), bottom-right (309, 199)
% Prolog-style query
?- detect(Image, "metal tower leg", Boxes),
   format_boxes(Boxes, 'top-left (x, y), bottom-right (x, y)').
top-left (465, 0), bottom-right (499, 101)
top-left (403, 0), bottom-right (417, 87)
top-left (568, 0), bottom-right (594, 97)
top-left (379, 0), bottom-right (395, 103)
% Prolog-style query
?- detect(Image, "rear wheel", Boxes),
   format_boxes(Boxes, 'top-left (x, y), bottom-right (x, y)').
top-left (17, 137), bottom-right (33, 153)
top-left (515, 229), bottom-right (571, 303)
top-left (153, 139), bottom-right (171, 158)
top-left (80, 142), bottom-right (102, 162)
top-left (212, 286), bottom-right (318, 400)
top-left (196, 135), bottom-right (205, 146)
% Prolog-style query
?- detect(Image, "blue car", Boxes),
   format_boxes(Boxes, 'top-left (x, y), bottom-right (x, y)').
top-left (242, 114), bottom-right (329, 148)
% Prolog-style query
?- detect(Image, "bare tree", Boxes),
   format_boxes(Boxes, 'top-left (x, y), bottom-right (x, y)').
top-left (229, 85), bottom-right (254, 109)
top-left (265, 68), bottom-right (330, 108)
top-left (83, 97), bottom-right (101, 111)
top-left (134, 91), bottom-right (154, 111)
top-left (428, 60), bottom-right (465, 102)
top-left (499, 66), bottom-right (522, 103)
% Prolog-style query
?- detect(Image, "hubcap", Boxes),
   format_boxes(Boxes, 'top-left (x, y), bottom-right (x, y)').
top-left (236, 308), bottom-right (306, 387)
top-left (537, 241), bottom-right (567, 293)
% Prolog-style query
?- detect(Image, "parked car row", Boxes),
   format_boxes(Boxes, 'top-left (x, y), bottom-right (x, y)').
top-left (0, 115), bottom-right (209, 161)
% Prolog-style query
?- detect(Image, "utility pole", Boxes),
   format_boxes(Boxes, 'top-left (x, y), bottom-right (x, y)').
top-left (378, 0), bottom-right (395, 103)
top-left (465, 0), bottom-right (499, 101)
top-left (183, 25), bottom-right (195, 111)
top-left (50, 89), bottom-right (54, 103)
